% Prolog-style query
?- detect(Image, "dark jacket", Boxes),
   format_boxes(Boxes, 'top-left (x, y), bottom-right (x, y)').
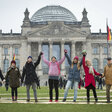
top-left (65, 53), bottom-right (82, 82)
top-left (0, 69), bottom-right (4, 81)
top-left (21, 54), bottom-right (41, 85)
top-left (5, 67), bottom-right (21, 88)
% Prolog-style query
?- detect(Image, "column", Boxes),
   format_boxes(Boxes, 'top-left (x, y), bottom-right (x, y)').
top-left (86, 42), bottom-right (92, 61)
top-left (99, 44), bottom-right (103, 72)
top-left (10, 45), bottom-right (13, 62)
top-left (20, 40), bottom-right (27, 71)
top-left (61, 41), bottom-right (65, 75)
top-left (82, 41), bottom-right (87, 51)
top-left (0, 45), bottom-right (3, 70)
top-left (38, 42), bottom-right (43, 75)
top-left (49, 41), bottom-right (53, 60)
top-left (27, 42), bottom-right (31, 56)
top-left (71, 41), bottom-right (76, 60)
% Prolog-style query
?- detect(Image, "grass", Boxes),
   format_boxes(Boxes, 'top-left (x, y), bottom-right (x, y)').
top-left (0, 103), bottom-right (112, 112)
top-left (0, 86), bottom-right (112, 112)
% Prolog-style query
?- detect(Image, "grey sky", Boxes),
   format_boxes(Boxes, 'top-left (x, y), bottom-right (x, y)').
top-left (0, 0), bottom-right (112, 33)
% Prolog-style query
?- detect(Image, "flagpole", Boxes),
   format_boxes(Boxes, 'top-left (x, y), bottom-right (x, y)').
top-left (106, 18), bottom-right (109, 58)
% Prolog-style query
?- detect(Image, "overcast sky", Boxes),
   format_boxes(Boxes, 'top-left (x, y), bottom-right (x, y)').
top-left (0, 0), bottom-right (112, 33)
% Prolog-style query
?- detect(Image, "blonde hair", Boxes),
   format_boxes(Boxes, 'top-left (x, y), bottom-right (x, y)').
top-left (85, 59), bottom-right (91, 66)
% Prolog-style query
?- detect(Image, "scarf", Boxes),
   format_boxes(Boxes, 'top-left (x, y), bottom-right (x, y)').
top-left (88, 66), bottom-right (94, 76)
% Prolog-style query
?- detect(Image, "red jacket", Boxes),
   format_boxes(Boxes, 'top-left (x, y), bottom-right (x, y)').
top-left (83, 56), bottom-right (100, 88)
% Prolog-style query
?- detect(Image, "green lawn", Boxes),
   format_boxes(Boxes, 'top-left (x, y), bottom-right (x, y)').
top-left (0, 103), bottom-right (112, 112)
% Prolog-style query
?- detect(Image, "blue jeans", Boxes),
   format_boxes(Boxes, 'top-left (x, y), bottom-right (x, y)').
top-left (64, 80), bottom-right (78, 100)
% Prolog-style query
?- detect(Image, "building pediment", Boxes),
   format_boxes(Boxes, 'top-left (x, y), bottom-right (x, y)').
top-left (27, 22), bottom-right (86, 37)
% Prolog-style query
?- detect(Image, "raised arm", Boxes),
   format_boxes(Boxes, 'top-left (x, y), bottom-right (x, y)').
top-left (65, 53), bottom-right (72, 65)
top-left (58, 55), bottom-right (65, 65)
top-left (82, 55), bottom-right (86, 68)
top-left (93, 68), bottom-right (100, 76)
top-left (42, 54), bottom-right (50, 66)
top-left (79, 58), bottom-right (83, 66)
top-left (0, 69), bottom-right (4, 81)
top-left (34, 53), bottom-right (42, 68)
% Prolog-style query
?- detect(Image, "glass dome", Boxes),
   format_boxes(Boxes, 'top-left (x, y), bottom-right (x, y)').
top-left (30, 5), bottom-right (77, 22)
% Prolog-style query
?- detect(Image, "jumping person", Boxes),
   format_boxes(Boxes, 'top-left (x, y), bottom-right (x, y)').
top-left (5, 60), bottom-right (21, 101)
top-left (42, 51), bottom-right (65, 102)
top-left (21, 52), bottom-right (42, 102)
top-left (102, 57), bottom-right (112, 103)
top-left (63, 49), bottom-right (82, 102)
top-left (82, 50), bottom-right (102, 103)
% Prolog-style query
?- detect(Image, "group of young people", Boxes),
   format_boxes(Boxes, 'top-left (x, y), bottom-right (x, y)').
top-left (0, 49), bottom-right (112, 103)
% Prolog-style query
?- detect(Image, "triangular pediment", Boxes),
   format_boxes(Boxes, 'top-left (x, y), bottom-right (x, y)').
top-left (27, 22), bottom-right (86, 37)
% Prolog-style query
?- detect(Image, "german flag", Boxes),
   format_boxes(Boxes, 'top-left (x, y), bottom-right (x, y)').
top-left (107, 25), bottom-right (111, 41)
top-left (13, 54), bottom-right (15, 60)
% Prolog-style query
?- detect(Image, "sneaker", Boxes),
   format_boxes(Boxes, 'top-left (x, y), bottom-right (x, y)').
top-left (62, 99), bottom-right (66, 102)
top-left (55, 100), bottom-right (58, 102)
top-left (49, 100), bottom-right (52, 102)
top-left (27, 99), bottom-right (30, 102)
top-left (95, 98), bottom-right (98, 102)
top-left (106, 100), bottom-right (110, 103)
top-left (35, 99), bottom-right (38, 102)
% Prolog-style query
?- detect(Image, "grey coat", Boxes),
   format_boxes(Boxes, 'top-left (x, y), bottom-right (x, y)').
top-left (65, 53), bottom-right (82, 82)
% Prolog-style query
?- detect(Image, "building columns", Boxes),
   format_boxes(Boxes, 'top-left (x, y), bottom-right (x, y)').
top-left (99, 44), bottom-right (103, 72)
top-left (10, 45), bottom-right (13, 62)
top-left (71, 41), bottom-right (76, 60)
top-left (61, 41), bottom-right (65, 75)
top-left (49, 41), bottom-right (53, 60)
top-left (0, 45), bottom-right (3, 70)
top-left (28, 42), bottom-right (31, 56)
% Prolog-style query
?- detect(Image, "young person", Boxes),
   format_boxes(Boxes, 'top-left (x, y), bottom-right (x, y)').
top-left (102, 57), bottom-right (112, 103)
top-left (5, 60), bottom-right (21, 101)
top-left (82, 50), bottom-right (102, 103)
top-left (21, 52), bottom-right (42, 102)
top-left (42, 51), bottom-right (65, 102)
top-left (63, 49), bottom-right (82, 102)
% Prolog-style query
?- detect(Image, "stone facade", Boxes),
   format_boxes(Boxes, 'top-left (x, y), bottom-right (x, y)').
top-left (0, 6), bottom-right (111, 85)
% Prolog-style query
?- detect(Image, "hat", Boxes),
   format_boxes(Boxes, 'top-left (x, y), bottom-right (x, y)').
top-left (27, 56), bottom-right (32, 59)
top-left (74, 56), bottom-right (79, 61)
top-left (107, 57), bottom-right (111, 60)
top-left (51, 56), bottom-right (56, 60)
top-left (11, 60), bottom-right (16, 65)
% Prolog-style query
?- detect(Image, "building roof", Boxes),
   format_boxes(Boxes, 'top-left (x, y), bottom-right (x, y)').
top-left (30, 5), bottom-right (77, 23)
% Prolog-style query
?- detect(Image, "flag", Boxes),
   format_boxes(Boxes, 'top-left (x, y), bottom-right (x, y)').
top-left (107, 25), bottom-right (111, 41)
top-left (13, 54), bottom-right (15, 60)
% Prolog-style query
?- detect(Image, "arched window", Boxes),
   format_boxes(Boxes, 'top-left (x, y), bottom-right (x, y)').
top-left (93, 47), bottom-right (98, 54)
top-left (92, 59), bottom-right (98, 72)
top-left (15, 59), bottom-right (20, 69)
top-left (104, 47), bottom-right (108, 54)
top-left (4, 59), bottom-right (9, 73)
top-left (103, 59), bottom-right (107, 68)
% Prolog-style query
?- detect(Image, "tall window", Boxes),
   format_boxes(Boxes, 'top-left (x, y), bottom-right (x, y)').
top-left (15, 59), bottom-right (20, 69)
top-left (4, 59), bottom-right (9, 73)
top-left (15, 48), bottom-right (19, 55)
top-left (103, 59), bottom-right (107, 68)
top-left (4, 48), bottom-right (8, 55)
top-left (52, 44), bottom-right (60, 60)
top-left (42, 44), bottom-right (49, 74)
top-left (93, 47), bottom-right (98, 54)
top-left (92, 59), bottom-right (98, 72)
top-left (104, 47), bottom-right (108, 54)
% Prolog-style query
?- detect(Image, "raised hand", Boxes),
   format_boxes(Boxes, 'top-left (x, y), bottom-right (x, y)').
top-left (64, 49), bottom-right (67, 54)
top-left (82, 50), bottom-right (87, 56)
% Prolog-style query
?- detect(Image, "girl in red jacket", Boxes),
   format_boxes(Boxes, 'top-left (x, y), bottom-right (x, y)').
top-left (82, 51), bottom-right (102, 103)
